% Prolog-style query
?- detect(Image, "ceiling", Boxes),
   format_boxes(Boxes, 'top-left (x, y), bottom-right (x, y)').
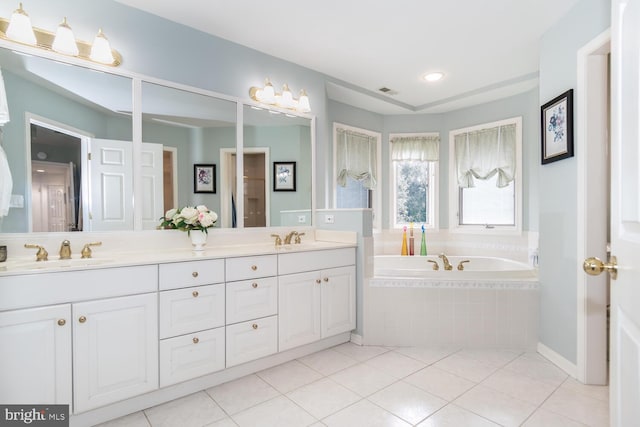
top-left (118, 1), bottom-right (581, 115)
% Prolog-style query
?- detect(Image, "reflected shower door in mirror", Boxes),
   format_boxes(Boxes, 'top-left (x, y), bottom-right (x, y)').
top-left (0, 48), bottom-right (133, 233)
top-left (234, 106), bottom-right (313, 228)
top-left (141, 82), bottom-right (237, 229)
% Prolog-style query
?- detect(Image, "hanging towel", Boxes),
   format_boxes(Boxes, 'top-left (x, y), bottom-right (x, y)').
top-left (0, 68), bottom-right (10, 125)
top-left (0, 144), bottom-right (12, 217)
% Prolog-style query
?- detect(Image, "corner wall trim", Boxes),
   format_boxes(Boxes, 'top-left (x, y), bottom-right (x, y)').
top-left (537, 342), bottom-right (578, 379)
top-left (350, 333), bottom-right (363, 345)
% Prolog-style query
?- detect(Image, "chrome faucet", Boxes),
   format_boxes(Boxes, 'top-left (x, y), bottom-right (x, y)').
top-left (59, 240), bottom-right (72, 260)
top-left (284, 231), bottom-right (298, 245)
top-left (439, 253), bottom-right (453, 271)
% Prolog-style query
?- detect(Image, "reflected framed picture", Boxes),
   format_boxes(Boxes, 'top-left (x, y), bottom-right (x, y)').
top-left (194, 164), bottom-right (216, 193)
top-left (541, 89), bottom-right (574, 164)
top-left (273, 161), bottom-right (296, 192)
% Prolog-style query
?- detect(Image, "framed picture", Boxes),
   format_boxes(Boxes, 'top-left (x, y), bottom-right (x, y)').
top-left (273, 161), bottom-right (296, 191)
top-left (541, 89), bottom-right (574, 164)
top-left (194, 164), bottom-right (216, 193)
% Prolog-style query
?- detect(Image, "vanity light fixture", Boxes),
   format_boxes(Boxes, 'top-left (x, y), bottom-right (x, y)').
top-left (423, 71), bottom-right (445, 82)
top-left (249, 78), bottom-right (311, 113)
top-left (0, 3), bottom-right (122, 66)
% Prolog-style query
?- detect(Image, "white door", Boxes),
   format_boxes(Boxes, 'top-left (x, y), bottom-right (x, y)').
top-left (141, 142), bottom-right (164, 230)
top-left (321, 266), bottom-right (356, 338)
top-left (0, 305), bottom-right (71, 405)
top-left (609, 0), bottom-right (640, 424)
top-left (89, 138), bottom-right (133, 231)
top-left (278, 271), bottom-right (321, 351)
top-left (73, 293), bottom-right (158, 413)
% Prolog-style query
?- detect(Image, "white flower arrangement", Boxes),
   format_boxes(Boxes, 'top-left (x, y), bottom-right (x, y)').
top-left (159, 205), bottom-right (218, 235)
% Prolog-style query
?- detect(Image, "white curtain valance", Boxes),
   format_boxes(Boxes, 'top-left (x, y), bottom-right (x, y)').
top-left (390, 135), bottom-right (439, 161)
top-left (336, 128), bottom-right (377, 189)
top-left (454, 123), bottom-right (516, 188)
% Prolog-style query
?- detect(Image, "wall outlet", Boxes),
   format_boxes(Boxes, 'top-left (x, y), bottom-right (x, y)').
top-left (324, 214), bottom-right (335, 224)
top-left (297, 215), bottom-right (306, 223)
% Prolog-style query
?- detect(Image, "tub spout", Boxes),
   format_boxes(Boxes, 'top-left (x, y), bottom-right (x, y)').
top-left (439, 253), bottom-right (453, 270)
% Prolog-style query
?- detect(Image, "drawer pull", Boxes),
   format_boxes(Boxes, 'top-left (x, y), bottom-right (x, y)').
top-left (323, 277), bottom-right (329, 282)
top-left (57, 319), bottom-right (66, 326)
top-left (193, 337), bottom-right (199, 344)
top-left (252, 323), bottom-right (258, 330)
top-left (192, 290), bottom-right (199, 297)
top-left (252, 282), bottom-right (258, 289)
top-left (192, 271), bottom-right (199, 278)
top-left (315, 279), bottom-right (321, 284)
top-left (251, 265), bottom-right (257, 271)
top-left (78, 316), bottom-right (87, 324)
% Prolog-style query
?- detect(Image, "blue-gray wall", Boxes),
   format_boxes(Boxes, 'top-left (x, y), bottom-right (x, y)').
top-left (538, 0), bottom-right (610, 363)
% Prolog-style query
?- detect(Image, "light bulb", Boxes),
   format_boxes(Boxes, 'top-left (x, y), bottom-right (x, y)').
top-left (52, 17), bottom-right (79, 56)
top-left (297, 89), bottom-right (311, 113)
top-left (89, 29), bottom-right (115, 65)
top-left (280, 84), bottom-right (293, 108)
top-left (6, 3), bottom-right (37, 46)
top-left (261, 79), bottom-right (276, 104)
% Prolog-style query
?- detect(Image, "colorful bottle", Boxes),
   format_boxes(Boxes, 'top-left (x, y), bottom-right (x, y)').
top-left (409, 223), bottom-right (415, 256)
top-left (420, 224), bottom-right (427, 256)
top-left (401, 226), bottom-right (408, 256)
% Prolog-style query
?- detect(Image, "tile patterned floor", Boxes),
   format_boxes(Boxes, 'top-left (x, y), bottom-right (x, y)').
top-left (97, 344), bottom-right (609, 427)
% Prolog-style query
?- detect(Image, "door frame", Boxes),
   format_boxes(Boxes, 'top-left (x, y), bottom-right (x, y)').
top-left (576, 29), bottom-right (611, 385)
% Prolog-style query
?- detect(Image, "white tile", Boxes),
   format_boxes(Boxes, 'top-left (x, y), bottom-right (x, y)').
top-left (204, 418), bottom-right (239, 427)
top-left (206, 374), bottom-right (280, 415)
top-left (286, 377), bottom-right (361, 419)
top-left (329, 363), bottom-right (397, 397)
top-left (434, 353), bottom-right (499, 382)
top-left (231, 396), bottom-right (316, 427)
top-left (541, 385), bottom-right (610, 427)
top-left (365, 350), bottom-right (426, 379)
top-left (522, 409), bottom-right (588, 427)
top-left (503, 353), bottom-right (568, 386)
top-left (298, 348), bottom-right (358, 375)
top-left (368, 381), bottom-right (447, 425)
top-left (454, 385), bottom-right (537, 427)
top-left (96, 411), bottom-right (150, 427)
top-left (561, 377), bottom-right (609, 402)
top-left (393, 347), bottom-right (457, 365)
top-left (144, 392), bottom-right (226, 427)
top-left (456, 349), bottom-right (522, 368)
top-left (417, 404), bottom-right (500, 426)
top-left (481, 369), bottom-right (558, 405)
top-left (331, 342), bottom-right (389, 361)
top-left (323, 399), bottom-right (410, 427)
top-left (257, 360), bottom-right (323, 393)
top-left (404, 366), bottom-right (476, 401)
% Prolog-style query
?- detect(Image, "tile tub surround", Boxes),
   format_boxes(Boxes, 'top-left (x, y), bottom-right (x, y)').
top-left (98, 344), bottom-right (609, 427)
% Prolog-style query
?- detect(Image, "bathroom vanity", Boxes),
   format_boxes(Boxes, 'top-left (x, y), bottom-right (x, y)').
top-left (0, 235), bottom-right (356, 426)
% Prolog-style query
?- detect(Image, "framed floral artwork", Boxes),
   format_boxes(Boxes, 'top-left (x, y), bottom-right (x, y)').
top-left (541, 89), bottom-right (574, 164)
top-left (194, 164), bottom-right (216, 193)
top-left (273, 161), bottom-right (296, 191)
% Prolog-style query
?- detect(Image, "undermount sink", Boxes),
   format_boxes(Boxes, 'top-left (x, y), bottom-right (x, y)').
top-left (4, 257), bottom-right (114, 271)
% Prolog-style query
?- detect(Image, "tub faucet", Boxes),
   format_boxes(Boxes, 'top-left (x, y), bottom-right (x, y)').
top-left (59, 240), bottom-right (72, 260)
top-left (284, 231), bottom-right (298, 245)
top-left (439, 253), bottom-right (453, 271)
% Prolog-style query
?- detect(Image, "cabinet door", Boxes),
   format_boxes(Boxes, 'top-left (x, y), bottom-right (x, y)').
top-left (278, 271), bottom-right (321, 351)
top-left (73, 293), bottom-right (158, 413)
top-left (0, 305), bottom-right (71, 405)
top-left (321, 266), bottom-right (356, 338)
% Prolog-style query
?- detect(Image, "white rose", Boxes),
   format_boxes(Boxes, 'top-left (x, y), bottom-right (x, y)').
top-left (196, 205), bottom-right (208, 213)
top-left (210, 211), bottom-right (218, 223)
top-left (165, 208), bottom-right (177, 220)
top-left (179, 207), bottom-right (198, 224)
top-left (199, 213), bottom-right (214, 228)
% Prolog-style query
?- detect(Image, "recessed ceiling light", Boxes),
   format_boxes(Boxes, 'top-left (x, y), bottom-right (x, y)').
top-left (423, 72), bottom-right (445, 82)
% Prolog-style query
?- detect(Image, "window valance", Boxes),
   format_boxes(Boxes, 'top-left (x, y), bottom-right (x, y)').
top-left (336, 128), bottom-right (377, 189)
top-left (390, 135), bottom-right (439, 161)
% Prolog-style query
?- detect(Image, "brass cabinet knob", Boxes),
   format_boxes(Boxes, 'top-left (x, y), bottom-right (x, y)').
top-left (192, 271), bottom-right (199, 278)
top-left (57, 319), bottom-right (66, 326)
top-left (315, 279), bottom-right (321, 284)
top-left (251, 265), bottom-right (258, 271)
top-left (192, 290), bottom-right (199, 297)
top-left (323, 277), bottom-right (329, 282)
top-left (252, 282), bottom-right (258, 289)
top-left (193, 337), bottom-right (199, 344)
top-left (252, 323), bottom-right (258, 330)
top-left (78, 316), bottom-right (87, 323)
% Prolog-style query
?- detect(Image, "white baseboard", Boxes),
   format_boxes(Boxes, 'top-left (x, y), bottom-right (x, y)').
top-left (537, 342), bottom-right (578, 379)
top-left (350, 332), bottom-right (363, 345)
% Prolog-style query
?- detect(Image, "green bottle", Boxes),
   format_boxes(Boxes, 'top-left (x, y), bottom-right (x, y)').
top-left (420, 225), bottom-right (427, 255)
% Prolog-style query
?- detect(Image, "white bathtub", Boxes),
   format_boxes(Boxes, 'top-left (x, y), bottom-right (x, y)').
top-left (374, 255), bottom-right (537, 281)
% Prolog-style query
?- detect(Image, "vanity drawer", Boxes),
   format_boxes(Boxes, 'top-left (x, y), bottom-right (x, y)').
top-left (159, 284), bottom-right (225, 339)
top-left (226, 315), bottom-right (278, 367)
top-left (159, 259), bottom-right (224, 290)
top-left (226, 277), bottom-right (277, 325)
top-left (159, 326), bottom-right (225, 387)
top-left (225, 255), bottom-right (277, 282)
top-left (278, 248), bottom-right (356, 275)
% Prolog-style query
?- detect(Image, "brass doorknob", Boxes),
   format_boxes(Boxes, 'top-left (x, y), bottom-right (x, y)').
top-left (583, 256), bottom-right (618, 280)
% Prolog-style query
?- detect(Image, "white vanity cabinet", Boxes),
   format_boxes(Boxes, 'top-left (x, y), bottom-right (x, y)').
top-left (278, 249), bottom-right (356, 351)
top-left (0, 304), bottom-right (72, 405)
top-left (158, 260), bottom-right (226, 387)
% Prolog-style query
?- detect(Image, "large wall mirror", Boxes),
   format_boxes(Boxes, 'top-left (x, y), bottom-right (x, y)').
top-left (0, 46), bottom-right (315, 234)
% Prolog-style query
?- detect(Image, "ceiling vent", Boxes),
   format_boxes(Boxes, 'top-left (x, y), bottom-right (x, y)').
top-left (378, 87), bottom-right (398, 96)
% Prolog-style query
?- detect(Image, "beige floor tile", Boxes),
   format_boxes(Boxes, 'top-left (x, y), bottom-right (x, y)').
top-left (95, 411), bottom-right (150, 427)
top-left (206, 374), bottom-right (279, 415)
top-left (454, 385), bottom-right (537, 427)
top-left (286, 378), bottom-right (361, 419)
top-left (541, 385), bottom-right (610, 427)
top-left (231, 395), bottom-right (316, 427)
top-left (322, 399), bottom-right (410, 427)
top-left (368, 381), bottom-right (447, 424)
top-left (393, 347), bottom-right (458, 365)
top-left (481, 368), bottom-right (558, 405)
top-left (365, 350), bottom-right (427, 379)
top-left (404, 366), bottom-right (476, 401)
top-left (329, 362), bottom-right (397, 397)
top-left (331, 342), bottom-right (390, 361)
top-left (298, 348), bottom-right (359, 376)
top-left (522, 408), bottom-right (588, 427)
top-left (434, 353), bottom-right (500, 382)
top-left (257, 359), bottom-right (323, 393)
top-left (144, 391), bottom-right (226, 427)
top-left (417, 404), bottom-right (500, 426)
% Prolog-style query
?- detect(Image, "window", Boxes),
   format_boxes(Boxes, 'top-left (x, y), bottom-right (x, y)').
top-left (449, 117), bottom-right (522, 232)
top-left (390, 133), bottom-right (439, 228)
top-left (333, 123), bottom-right (381, 228)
